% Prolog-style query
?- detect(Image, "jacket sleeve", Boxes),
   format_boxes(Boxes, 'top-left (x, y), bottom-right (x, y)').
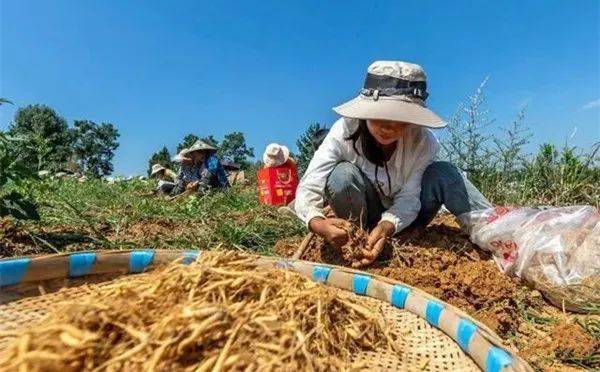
top-left (294, 121), bottom-right (346, 227)
top-left (380, 131), bottom-right (438, 234)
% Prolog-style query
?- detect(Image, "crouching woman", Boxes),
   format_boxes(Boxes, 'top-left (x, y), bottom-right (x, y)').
top-left (294, 61), bottom-right (491, 267)
top-left (171, 140), bottom-right (230, 196)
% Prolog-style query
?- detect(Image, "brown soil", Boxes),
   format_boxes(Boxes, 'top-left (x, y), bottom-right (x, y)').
top-left (521, 321), bottom-right (599, 369)
top-left (104, 218), bottom-right (192, 242)
top-left (289, 219), bottom-right (520, 335)
top-left (276, 215), bottom-right (600, 371)
top-left (0, 217), bottom-right (35, 257)
top-left (0, 217), bottom-right (199, 258)
top-left (375, 259), bottom-right (520, 335)
top-left (0, 218), bottom-right (93, 257)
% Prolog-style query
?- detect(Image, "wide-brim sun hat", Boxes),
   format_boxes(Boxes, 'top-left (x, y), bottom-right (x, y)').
top-left (180, 140), bottom-right (218, 156)
top-left (333, 61), bottom-right (446, 128)
top-left (150, 164), bottom-right (166, 176)
top-left (263, 143), bottom-right (290, 167)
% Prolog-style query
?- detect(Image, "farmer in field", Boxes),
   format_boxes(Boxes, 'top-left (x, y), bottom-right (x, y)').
top-left (171, 140), bottom-right (230, 196)
top-left (262, 143), bottom-right (297, 168)
top-left (150, 163), bottom-right (178, 194)
top-left (295, 61), bottom-right (492, 267)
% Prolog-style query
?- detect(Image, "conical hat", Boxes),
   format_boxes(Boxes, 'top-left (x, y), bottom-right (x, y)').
top-left (180, 140), bottom-right (217, 155)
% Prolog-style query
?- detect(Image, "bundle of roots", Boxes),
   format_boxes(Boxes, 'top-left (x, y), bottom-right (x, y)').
top-left (0, 251), bottom-right (401, 371)
top-left (338, 222), bottom-right (371, 265)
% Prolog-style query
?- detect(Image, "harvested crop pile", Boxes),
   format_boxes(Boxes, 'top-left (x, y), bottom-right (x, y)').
top-left (0, 251), bottom-right (401, 371)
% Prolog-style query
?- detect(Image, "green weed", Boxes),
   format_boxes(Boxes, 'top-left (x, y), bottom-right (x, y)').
top-left (25, 179), bottom-right (305, 254)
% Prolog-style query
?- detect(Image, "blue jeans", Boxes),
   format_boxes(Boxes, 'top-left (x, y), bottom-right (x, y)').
top-left (325, 161), bottom-right (492, 231)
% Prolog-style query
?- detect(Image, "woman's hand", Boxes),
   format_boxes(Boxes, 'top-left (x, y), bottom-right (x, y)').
top-left (186, 181), bottom-right (199, 190)
top-left (309, 217), bottom-right (349, 248)
top-left (354, 221), bottom-right (395, 268)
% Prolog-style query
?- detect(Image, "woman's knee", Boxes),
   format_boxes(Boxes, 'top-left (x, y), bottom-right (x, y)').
top-left (325, 162), bottom-right (368, 221)
top-left (422, 161), bottom-right (463, 189)
top-left (326, 161), bottom-right (361, 194)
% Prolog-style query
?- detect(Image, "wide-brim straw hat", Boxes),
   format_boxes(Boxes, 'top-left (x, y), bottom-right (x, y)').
top-left (180, 140), bottom-right (218, 156)
top-left (150, 164), bottom-right (166, 176)
top-left (333, 61), bottom-right (446, 128)
top-left (263, 143), bottom-right (290, 167)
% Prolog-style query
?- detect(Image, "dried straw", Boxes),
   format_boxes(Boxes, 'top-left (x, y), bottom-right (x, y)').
top-left (527, 269), bottom-right (600, 314)
top-left (0, 251), bottom-right (402, 371)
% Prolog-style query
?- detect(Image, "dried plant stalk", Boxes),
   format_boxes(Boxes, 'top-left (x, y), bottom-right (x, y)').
top-left (0, 251), bottom-right (401, 371)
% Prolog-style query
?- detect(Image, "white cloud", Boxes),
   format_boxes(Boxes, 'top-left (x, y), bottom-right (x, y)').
top-left (580, 98), bottom-right (600, 110)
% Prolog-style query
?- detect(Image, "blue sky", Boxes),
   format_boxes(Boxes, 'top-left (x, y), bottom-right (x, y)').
top-left (1, 0), bottom-right (599, 176)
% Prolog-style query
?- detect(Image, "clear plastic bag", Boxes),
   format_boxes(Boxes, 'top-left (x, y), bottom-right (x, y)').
top-left (459, 205), bottom-right (600, 312)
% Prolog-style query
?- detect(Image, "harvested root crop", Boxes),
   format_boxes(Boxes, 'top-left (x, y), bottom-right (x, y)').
top-left (338, 221), bottom-right (370, 265)
top-left (0, 251), bottom-right (401, 371)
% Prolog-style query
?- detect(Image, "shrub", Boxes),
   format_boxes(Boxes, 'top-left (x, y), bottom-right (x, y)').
top-left (441, 79), bottom-right (599, 207)
top-left (0, 132), bottom-right (40, 220)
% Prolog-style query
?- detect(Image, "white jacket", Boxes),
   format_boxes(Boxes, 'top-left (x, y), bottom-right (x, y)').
top-left (295, 117), bottom-right (439, 233)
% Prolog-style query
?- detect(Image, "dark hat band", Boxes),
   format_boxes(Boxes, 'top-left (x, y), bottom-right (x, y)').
top-left (363, 73), bottom-right (429, 101)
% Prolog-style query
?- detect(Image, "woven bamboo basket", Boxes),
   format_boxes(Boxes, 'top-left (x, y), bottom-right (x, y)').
top-left (0, 250), bottom-right (533, 371)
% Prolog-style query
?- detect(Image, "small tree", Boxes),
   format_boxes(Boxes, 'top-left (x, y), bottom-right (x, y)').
top-left (176, 134), bottom-right (200, 153)
top-left (8, 104), bottom-right (73, 171)
top-left (441, 78), bottom-right (494, 174)
top-left (218, 132), bottom-right (254, 168)
top-left (296, 122), bottom-right (326, 175)
top-left (493, 107), bottom-right (531, 174)
top-left (147, 146), bottom-right (173, 176)
top-left (71, 120), bottom-right (120, 177)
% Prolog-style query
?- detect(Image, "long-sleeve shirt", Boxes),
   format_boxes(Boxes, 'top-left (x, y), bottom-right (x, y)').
top-left (294, 117), bottom-right (439, 234)
top-left (172, 154), bottom-right (230, 195)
